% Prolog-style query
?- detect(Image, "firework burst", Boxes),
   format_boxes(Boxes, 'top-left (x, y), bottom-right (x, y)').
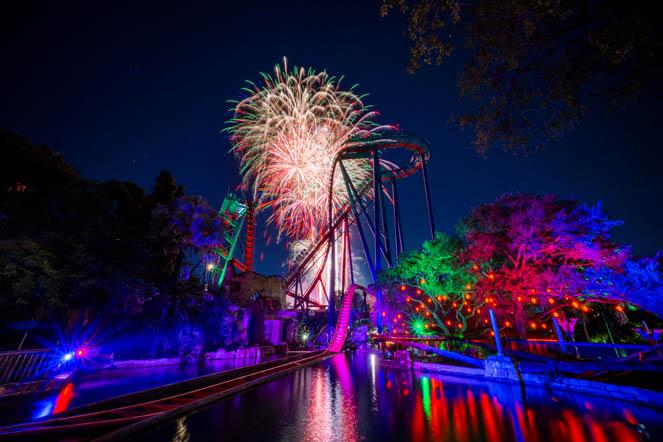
top-left (226, 58), bottom-right (391, 241)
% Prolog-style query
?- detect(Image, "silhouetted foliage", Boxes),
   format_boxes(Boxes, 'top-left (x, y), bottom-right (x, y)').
top-left (0, 131), bottom-right (226, 347)
top-left (381, 1), bottom-right (663, 153)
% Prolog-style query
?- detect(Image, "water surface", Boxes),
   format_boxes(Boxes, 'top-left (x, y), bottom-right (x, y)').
top-left (144, 352), bottom-right (662, 442)
top-left (0, 356), bottom-right (272, 424)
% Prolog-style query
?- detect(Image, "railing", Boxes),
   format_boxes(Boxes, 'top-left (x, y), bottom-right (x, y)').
top-left (503, 338), bottom-right (652, 360)
top-left (0, 349), bottom-right (51, 385)
top-left (374, 335), bottom-right (491, 367)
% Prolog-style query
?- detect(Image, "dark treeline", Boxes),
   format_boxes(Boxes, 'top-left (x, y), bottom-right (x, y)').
top-left (0, 131), bottom-right (229, 354)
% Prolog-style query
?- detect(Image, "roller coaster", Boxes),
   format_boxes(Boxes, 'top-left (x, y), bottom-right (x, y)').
top-left (0, 131), bottom-right (438, 439)
top-left (205, 131), bottom-right (436, 326)
top-left (282, 132), bottom-right (435, 325)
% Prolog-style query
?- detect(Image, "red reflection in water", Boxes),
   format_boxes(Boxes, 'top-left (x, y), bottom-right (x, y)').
top-left (453, 395), bottom-right (469, 440)
top-left (412, 391), bottom-right (425, 440)
top-left (607, 421), bottom-right (639, 442)
top-left (402, 374), bottom-right (647, 442)
top-left (302, 356), bottom-right (359, 442)
top-left (467, 390), bottom-right (479, 436)
top-left (563, 408), bottom-right (587, 442)
top-left (587, 417), bottom-right (608, 442)
top-left (53, 383), bottom-right (74, 414)
top-left (526, 409), bottom-right (538, 442)
top-left (623, 408), bottom-right (637, 425)
top-left (480, 392), bottom-right (500, 441)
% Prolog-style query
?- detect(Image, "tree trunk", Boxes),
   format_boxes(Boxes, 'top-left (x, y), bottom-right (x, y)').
top-left (514, 301), bottom-right (527, 338)
top-left (581, 313), bottom-right (591, 341)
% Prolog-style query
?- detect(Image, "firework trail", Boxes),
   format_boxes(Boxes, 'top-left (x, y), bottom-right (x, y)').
top-left (226, 58), bottom-right (391, 242)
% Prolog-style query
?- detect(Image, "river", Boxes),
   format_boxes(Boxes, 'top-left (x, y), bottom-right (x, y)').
top-left (140, 351), bottom-right (662, 441)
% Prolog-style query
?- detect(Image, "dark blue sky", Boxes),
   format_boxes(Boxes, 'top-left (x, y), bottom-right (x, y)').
top-left (2, 1), bottom-right (661, 274)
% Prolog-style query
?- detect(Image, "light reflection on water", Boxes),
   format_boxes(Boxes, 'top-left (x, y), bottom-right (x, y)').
top-left (144, 352), bottom-right (661, 442)
top-left (0, 356), bottom-right (271, 425)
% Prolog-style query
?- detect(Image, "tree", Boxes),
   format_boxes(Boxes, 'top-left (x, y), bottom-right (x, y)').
top-left (151, 170), bottom-right (183, 205)
top-left (0, 131), bottom-right (226, 339)
top-left (378, 233), bottom-right (477, 336)
top-left (583, 253), bottom-right (663, 319)
top-left (150, 195), bottom-right (223, 282)
top-left (380, 1), bottom-right (663, 154)
top-left (459, 194), bottom-right (629, 336)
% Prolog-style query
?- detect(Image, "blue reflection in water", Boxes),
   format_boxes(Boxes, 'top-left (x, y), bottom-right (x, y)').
top-left (143, 352), bottom-right (662, 442)
top-left (1, 356), bottom-right (272, 425)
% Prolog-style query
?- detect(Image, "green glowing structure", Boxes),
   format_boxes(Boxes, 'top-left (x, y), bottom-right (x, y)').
top-left (211, 193), bottom-right (248, 286)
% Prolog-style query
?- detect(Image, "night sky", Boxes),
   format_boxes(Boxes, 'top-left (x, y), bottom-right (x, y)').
top-left (2, 1), bottom-right (661, 275)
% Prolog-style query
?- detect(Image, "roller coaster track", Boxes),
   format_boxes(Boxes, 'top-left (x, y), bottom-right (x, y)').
top-left (284, 131), bottom-right (431, 309)
top-left (0, 351), bottom-right (333, 441)
top-left (328, 284), bottom-right (363, 353)
top-left (0, 285), bottom-right (362, 441)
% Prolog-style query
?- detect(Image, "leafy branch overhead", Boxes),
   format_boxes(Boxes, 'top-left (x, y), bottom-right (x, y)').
top-left (381, 0), bottom-right (663, 154)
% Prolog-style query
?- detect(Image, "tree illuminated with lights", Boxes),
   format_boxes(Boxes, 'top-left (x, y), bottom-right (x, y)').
top-left (378, 194), bottom-right (661, 340)
top-left (378, 233), bottom-right (477, 336)
top-left (459, 194), bottom-right (630, 337)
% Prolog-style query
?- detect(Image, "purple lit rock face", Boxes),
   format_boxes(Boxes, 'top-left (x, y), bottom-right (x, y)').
top-left (143, 352), bottom-right (662, 442)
